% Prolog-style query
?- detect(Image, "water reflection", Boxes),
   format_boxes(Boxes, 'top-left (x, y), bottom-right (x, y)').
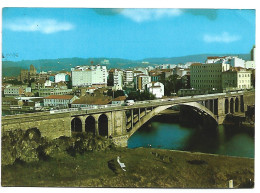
top-left (128, 115), bottom-right (254, 158)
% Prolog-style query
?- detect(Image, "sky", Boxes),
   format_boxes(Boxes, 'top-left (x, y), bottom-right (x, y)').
top-left (2, 8), bottom-right (256, 61)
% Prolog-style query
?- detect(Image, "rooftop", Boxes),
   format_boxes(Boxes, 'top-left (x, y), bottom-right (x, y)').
top-left (113, 96), bottom-right (126, 101)
top-left (44, 95), bottom-right (74, 100)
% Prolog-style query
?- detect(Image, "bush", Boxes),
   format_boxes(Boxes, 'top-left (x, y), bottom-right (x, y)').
top-left (2, 129), bottom-right (46, 165)
top-left (1, 129), bottom-right (115, 165)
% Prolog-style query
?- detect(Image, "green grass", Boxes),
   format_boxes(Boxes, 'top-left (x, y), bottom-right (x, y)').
top-left (1, 148), bottom-right (254, 188)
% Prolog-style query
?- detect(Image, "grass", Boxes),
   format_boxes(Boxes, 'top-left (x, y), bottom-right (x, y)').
top-left (1, 147), bottom-right (254, 188)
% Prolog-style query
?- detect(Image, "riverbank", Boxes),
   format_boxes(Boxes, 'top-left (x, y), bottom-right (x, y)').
top-left (1, 147), bottom-right (254, 188)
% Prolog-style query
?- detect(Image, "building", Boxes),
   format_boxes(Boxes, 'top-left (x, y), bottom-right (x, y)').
top-left (230, 57), bottom-right (245, 68)
top-left (123, 70), bottom-right (134, 87)
top-left (135, 74), bottom-right (151, 91)
top-left (222, 67), bottom-right (252, 91)
top-left (44, 80), bottom-right (53, 87)
top-left (4, 86), bottom-right (24, 97)
top-left (245, 61), bottom-right (255, 69)
top-left (71, 95), bottom-right (111, 108)
top-left (149, 71), bottom-right (162, 82)
top-left (29, 64), bottom-right (37, 78)
top-left (55, 73), bottom-right (68, 83)
top-left (173, 67), bottom-right (189, 77)
top-left (71, 65), bottom-right (108, 87)
top-left (112, 96), bottom-right (126, 105)
top-left (205, 56), bottom-right (227, 64)
top-left (19, 69), bottom-right (29, 83)
top-left (190, 62), bottom-right (230, 92)
top-left (44, 95), bottom-right (78, 107)
top-left (38, 88), bottom-right (73, 97)
top-left (108, 69), bottom-right (123, 89)
top-left (134, 67), bottom-right (148, 75)
top-left (146, 82), bottom-right (164, 98)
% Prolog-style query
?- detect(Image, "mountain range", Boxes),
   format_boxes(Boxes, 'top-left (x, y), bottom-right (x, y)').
top-left (2, 53), bottom-right (251, 77)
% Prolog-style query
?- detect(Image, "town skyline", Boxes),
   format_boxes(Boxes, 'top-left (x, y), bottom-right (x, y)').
top-left (2, 8), bottom-right (255, 61)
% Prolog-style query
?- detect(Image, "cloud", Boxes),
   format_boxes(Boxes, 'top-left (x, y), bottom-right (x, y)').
top-left (5, 18), bottom-right (74, 34)
top-left (184, 9), bottom-right (218, 20)
top-left (203, 32), bottom-right (241, 43)
top-left (121, 9), bottom-right (183, 22)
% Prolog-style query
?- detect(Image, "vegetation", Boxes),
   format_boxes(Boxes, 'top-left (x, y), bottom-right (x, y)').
top-left (4, 79), bottom-right (23, 85)
top-left (107, 89), bottom-right (125, 98)
top-left (127, 90), bottom-right (155, 101)
top-left (1, 129), bottom-right (114, 166)
top-left (161, 74), bottom-right (183, 96)
top-left (2, 146), bottom-right (254, 188)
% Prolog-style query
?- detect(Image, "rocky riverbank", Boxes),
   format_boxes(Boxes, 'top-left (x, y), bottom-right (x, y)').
top-left (1, 129), bottom-right (254, 188)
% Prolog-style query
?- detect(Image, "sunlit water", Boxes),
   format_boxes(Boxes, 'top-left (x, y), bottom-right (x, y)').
top-left (128, 117), bottom-right (254, 158)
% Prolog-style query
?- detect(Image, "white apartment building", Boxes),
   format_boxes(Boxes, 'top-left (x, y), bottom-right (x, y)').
top-left (136, 74), bottom-right (151, 91)
top-left (109, 69), bottom-right (123, 89)
top-left (71, 65), bottom-right (108, 87)
top-left (55, 73), bottom-right (67, 83)
top-left (230, 57), bottom-right (245, 68)
top-left (222, 68), bottom-right (252, 91)
top-left (123, 70), bottom-right (134, 86)
top-left (44, 95), bottom-right (78, 107)
top-left (245, 61), bottom-right (255, 69)
top-left (146, 82), bottom-right (164, 98)
top-left (44, 80), bottom-right (53, 87)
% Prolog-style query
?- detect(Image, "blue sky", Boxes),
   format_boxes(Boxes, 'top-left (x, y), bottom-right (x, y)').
top-left (2, 8), bottom-right (255, 61)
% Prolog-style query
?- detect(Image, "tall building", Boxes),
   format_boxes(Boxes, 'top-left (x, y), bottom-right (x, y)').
top-left (30, 64), bottom-right (37, 75)
top-left (123, 70), bottom-right (134, 86)
top-left (190, 62), bottom-right (230, 92)
top-left (108, 69), bottom-right (123, 89)
top-left (251, 46), bottom-right (255, 61)
top-left (230, 57), bottom-right (245, 68)
top-left (71, 65), bottom-right (107, 87)
top-left (135, 74), bottom-right (151, 91)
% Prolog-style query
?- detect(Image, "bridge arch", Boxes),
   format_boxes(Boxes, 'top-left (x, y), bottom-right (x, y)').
top-left (128, 102), bottom-right (218, 137)
top-left (85, 116), bottom-right (96, 134)
top-left (98, 114), bottom-right (108, 137)
top-left (71, 117), bottom-right (82, 132)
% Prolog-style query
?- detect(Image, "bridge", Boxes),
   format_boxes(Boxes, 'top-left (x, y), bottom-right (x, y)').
top-left (1, 91), bottom-right (255, 147)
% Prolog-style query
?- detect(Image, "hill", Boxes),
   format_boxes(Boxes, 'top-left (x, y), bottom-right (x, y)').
top-left (2, 54), bottom-right (251, 77)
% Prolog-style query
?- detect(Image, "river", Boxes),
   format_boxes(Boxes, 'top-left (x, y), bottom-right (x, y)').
top-left (128, 114), bottom-right (254, 158)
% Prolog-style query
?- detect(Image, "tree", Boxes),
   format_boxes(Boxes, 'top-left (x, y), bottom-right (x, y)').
top-left (163, 74), bottom-right (183, 96)
top-left (107, 89), bottom-right (125, 98)
top-left (126, 90), bottom-right (155, 101)
top-left (67, 76), bottom-right (72, 89)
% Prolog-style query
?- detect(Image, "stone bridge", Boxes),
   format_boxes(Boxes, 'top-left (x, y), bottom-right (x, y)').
top-left (1, 91), bottom-right (255, 147)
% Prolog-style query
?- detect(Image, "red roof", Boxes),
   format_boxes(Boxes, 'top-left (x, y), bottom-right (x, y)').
top-left (44, 95), bottom-right (74, 100)
top-left (207, 56), bottom-right (226, 59)
top-left (113, 96), bottom-right (126, 101)
top-left (191, 63), bottom-right (202, 66)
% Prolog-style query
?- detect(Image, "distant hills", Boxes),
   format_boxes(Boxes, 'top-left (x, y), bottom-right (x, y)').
top-left (2, 53), bottom-right (251, 77)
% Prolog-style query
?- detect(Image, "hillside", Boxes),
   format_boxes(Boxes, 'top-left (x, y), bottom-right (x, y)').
top-left (2, 53), bottom-right (251, 77)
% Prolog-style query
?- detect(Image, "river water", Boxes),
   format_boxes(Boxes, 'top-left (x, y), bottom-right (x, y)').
top-left (128, 115), bottom-right (254, 158)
